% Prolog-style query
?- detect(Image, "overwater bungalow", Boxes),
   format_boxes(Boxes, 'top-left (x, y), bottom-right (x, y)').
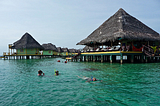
top-left (61, 48), bottom-right (70, 56)
top-left (68, 49), bottom-right (77, 56)
top-left (42, 43), bottom-right (58, 56)
top-left (57, 47), bottom-right (63, 56)
top-left (3, 32), bottom-right (44, 59)
top-left (76, 8), bottom-right (160, 63)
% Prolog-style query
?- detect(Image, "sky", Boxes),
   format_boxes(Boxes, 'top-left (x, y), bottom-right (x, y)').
top-left (0, 0), bottom-right (160, 55)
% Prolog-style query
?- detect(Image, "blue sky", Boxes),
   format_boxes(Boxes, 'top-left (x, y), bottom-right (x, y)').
top-left (0, 0), bottom-right (160, 55)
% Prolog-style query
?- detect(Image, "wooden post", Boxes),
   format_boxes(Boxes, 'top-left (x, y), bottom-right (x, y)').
top-left (145, 56), bottom-right (148, 63)
top-left (141, 55), bottom-right (144, 63)
top-left (111, 41), bottom-right (113, 47)
top-left (86, 56), bottom-right (88, 62)
top-left (120, 54), bottom-right (123, 64)
top-left (101, 55), bottom-right (103, 63)
top-left (131, 55), bottom-right (134, 63)
top-left (110, 55), bottom-right (112, 63)
top-left (102, 43), bottom-right (103, 49)
top-left (93, 55), bottom-right (95, 62)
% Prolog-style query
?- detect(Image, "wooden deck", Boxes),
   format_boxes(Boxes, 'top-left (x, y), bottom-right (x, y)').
top-left (80, 51), bottom-right (143, 55)
top-left (67, 51), bottom-right (160, 64)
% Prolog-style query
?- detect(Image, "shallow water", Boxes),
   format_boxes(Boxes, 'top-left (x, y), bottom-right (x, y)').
top-left (0, 58), bottom-right (160, 106)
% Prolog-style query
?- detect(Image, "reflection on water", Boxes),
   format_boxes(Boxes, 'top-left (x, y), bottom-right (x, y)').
top-left (0, 58), bottom-right (160, 106)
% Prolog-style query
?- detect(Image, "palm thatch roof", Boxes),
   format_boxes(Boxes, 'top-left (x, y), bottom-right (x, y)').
top-left (83, 46), bottom-right (94, 51)
top-left (62, 48), bottom-right (70, 53)
top-left (42, 43), bottom-right (57, 51)
top-left (69, 49), bottom-right (77, 53)
top-left (57, 47), bottom-right (63, 53)
top-left (12, 32), bottom-right (44, 49)
top-left (77, 8), bottom-right (160, 46)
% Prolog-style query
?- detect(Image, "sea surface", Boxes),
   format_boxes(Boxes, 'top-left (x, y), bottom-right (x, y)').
top-left (0, 58), bottom-right (160, 106)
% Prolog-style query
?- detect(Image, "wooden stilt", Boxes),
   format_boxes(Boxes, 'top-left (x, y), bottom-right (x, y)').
top-left (86, 56), bottom-right (88, 62)
top-left (93, 55), bottom-right (95, 62)
top-left (101, 55), bottom-right (103, 63)
top-left (110, 55), bottom-right (112, 63)
top-left (131, 55), bottom-right (134, 63)
top-left (120, 54), bottom-right (123, 64)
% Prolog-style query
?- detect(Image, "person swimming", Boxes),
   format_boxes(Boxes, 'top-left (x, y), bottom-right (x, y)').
top-left (77, 76), bottom-right (100, 82)
top-left (55, 70), bottom-right (59, 76)
top-left (38, 70), bottom-right (45, 76)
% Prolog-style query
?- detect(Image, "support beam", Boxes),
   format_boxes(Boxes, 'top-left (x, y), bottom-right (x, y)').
top-left (141, 55), bottom-right (144, 63)
top-left (110, 55), bottom-right (112, 63)
top-left (145, 57), bottom-right (148, 63)
top-left (93, 55), bottom-right (95, 62)
top-left (101, 55), bottom-right (103, 63)
top-left (131, 55), bottom-right (134, 63)
top-left (86, 56), bottom-right (88, 62)
top-left (120, 54), bottom-right (123, 64)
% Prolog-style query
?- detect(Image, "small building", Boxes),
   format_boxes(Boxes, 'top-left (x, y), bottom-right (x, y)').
top-left (61, 48), bottom-right (70, 56)
top-left (57, 47), bottom-right (63, 56)
top-left (4, 32), bottom-right (44, 59)
top-left (42, 43), bottom-right (58, 56)
top-left (68, 49), bottom-right (77, 56)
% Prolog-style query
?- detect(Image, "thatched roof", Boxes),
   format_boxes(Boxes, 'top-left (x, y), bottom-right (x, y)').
top-left (57, 47), bottom-right (63, 53)
top-left (77, 8), bottom-right (160, 46)
top-left (12, 32), bottom-right (44, 49)
top-left (42, 43), bottom-right (57, 51)
top-left (69, 49), bottom-right (77, 53)
top-left (62, 48), bottom-right (70, 52)
top-left (83, 46), bottom-right (94, 50)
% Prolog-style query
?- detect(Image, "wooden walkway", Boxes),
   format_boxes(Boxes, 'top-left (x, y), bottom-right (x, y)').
top-left (67, 51), bottom-right (160, 64)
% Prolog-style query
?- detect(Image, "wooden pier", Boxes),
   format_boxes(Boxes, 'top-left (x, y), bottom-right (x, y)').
top-left (2, 53), bottom-right (58, 60)
top-left (67, 51), bottom-right (160, 64)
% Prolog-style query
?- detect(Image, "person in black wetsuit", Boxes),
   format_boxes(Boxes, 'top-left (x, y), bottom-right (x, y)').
top-left (55, 70), bottom-right (59, 76)
top-left (38, 70), bottom-right (45, 76)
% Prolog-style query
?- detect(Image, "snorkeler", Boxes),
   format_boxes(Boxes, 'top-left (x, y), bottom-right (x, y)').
top-left (77, 76), bottom-right (101, 82)
top-left (38, 70), bottom-right (45, 76)
top-left (55, 70), bottom-right (59, 76)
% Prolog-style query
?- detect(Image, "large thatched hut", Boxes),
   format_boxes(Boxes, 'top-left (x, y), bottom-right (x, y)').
top-left (77, 8), bottom-right (160, 52)
top-left (11, 32), bottom-right (43, 55)
top-left (42, 43), bottom-right (57, 55)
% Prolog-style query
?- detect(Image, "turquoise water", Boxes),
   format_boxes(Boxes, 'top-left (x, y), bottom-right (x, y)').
top-left (0, 58), bottom-right (160, 106)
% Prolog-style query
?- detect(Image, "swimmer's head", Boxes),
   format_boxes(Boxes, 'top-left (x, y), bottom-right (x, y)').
top-left (92, 78), bottom-right (97, 81)
top-left (38, 70), bottom-right (43, 74)
top-left (55, 71), bottom-right (59, 75)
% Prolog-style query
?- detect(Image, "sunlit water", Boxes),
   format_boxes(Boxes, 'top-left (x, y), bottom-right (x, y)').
top-left (0, 58), bottom-right (160, 106)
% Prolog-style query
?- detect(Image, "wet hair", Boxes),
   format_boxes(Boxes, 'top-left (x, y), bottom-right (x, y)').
top-left (55, 71), bottom-right (59, 75)
top-left (93, 78), bottom-right (97, 81)
top-left (38, 70), bottom-right (43, 74)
